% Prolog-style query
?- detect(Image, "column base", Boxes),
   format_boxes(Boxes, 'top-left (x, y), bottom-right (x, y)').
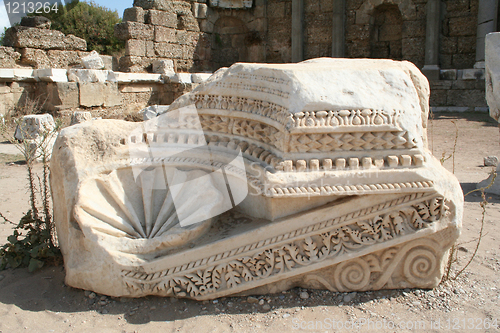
top-left (421, 65), bottom-right (440, 80)
top-left (474, 61), bottom-right (485, 69)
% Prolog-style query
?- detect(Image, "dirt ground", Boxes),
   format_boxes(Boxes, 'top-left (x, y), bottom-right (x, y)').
top-left (0, 112), bottom-right (499, 333)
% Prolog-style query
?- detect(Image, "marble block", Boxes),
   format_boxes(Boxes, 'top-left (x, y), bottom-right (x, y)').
top-left (14, 113), bottom-right (57, 160)
top-left (486, 32), bottom-right (500, 122)
top-left (51, 59), bottom-right (463, 299)
top-left (480, 33), bottom-right (500, 194)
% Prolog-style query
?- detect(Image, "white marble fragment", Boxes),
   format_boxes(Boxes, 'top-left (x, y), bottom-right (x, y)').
top-left (140, 105), bottom-right (170, 120)
top-left (51, 59), bottom-right (462, 299)
top-left (81, 50), bottom-right (105, 70)
top-left (14, 113), bottom-right (57, 160)
top-left (35, 69), bottom-right (68, 82)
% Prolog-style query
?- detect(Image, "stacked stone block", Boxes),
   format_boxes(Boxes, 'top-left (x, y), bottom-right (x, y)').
top-left (116, 0), bottom-right (268, 72)
top-left (440, 0), bottom-right (479, 69)
top-left (345, 0), bottom-right (426, 68)
top-left (2, 17), bottom-right (90, 69)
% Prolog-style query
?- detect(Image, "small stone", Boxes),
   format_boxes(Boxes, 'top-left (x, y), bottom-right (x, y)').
top-left (299, 291), bottom-right (309, 299)
top-left (258, 299), bottom-right (265, 305)
top-left (247, 296), bottom-right (259, 304)
top-left (200, 310), bottom-right (208, 315)
top-left (484, 156), bottom-right (499, 167)
top-left (100, 296), bottom-right (107, 301)
top-left (283, 313), bottom-right (291, 318)
top-left (84, 290), bottom-right (91, 297)
top-left (99, 300), bottom-right (107, 306)
top-left (88, 292), bottom-right (96, 299)
top-left (262, 304), bottom-right (271, 311)
top-left (213, 299), bottom-right (218, 304)
top-left (343, 292), bottom-right (356, 303)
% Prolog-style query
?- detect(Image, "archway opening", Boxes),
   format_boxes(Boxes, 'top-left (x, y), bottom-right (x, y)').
top-left (369, 4), bottom-right (403, 60)
top-left (213, 17), bottom-right (249, 70)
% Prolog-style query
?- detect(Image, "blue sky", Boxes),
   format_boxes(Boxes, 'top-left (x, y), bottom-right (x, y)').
top-left (1, 0), bottom-right (131, 33)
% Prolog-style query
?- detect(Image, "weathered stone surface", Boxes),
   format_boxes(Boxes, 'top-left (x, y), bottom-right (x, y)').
top-left (20, 16), bottom-right (51, 29)
top-left (152, 59), bottom-right (175, 75)
top-left (52, 59), bottom-right (462, 299)
top-left (51, 82), bottom-right (80, 109)
top-left (154, 42), bottom-right (183, 59)
top-left (140, 104), bottom-right (170, 120)
top-left (123, 6), bottom-right (146, 23)
top-left (70, 111), bottom-right (92, 125)
top-left (114, 22), bottom-right (154, 41)
top-left (0, 47), bottom-right (21, 68)
top-left (484, 156), bottom-right (499, 167)
top-left (20, 48), bottom-right (51, 69)
top-left (154, 26), bottom-right (175, 42)
top-left (118, 56), bottom-right (154, 73)
top-left (191, 73), bottom-right (212, 83)
top-left (47, 50), bottom-right (86, 69)
top-left (479, 33), bottom-right (500, 195)
top-left (14, 113), bottom-right (57, 160)
top-left (103, 82), bottom-right (123, 107)
top-left (125, 39), bottom-right (147, 57)
top-left (146, 10), bottom-right (177, 28)
top-left (68, 69), bottom-right (111, 83)
top-left (79, 82), bottom-right (105, 107)
top-left (486, 32), bottom-right (500, 122)
top-left (35, 69), bottom-right (68, 82)
top-left (99, 55), bottom-right (118, 71)
top-left (4, 27), bottom-right (87, 50)
top-left (192, 3), bottom-right (208, 18)
top-left (81, 51), bottom-right (105, 69)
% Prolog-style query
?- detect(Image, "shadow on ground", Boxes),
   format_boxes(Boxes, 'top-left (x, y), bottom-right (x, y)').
top-left (0, 264), bottom-right (423, 325)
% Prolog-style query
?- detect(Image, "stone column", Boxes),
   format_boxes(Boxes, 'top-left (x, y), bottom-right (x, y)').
top-left (291, 0), bottom-right (304, 62)
top-left (331, 0), bottom-right (346, 57)
top-left (421, 0), bottom-right (441, 80)
top-left (475, 0), bottom-right (499, 68)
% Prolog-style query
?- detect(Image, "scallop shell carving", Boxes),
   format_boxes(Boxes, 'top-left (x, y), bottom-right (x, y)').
top-left (74, 166), bottom-right (223, 255)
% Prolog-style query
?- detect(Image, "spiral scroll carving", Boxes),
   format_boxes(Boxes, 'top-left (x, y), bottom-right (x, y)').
top-left (334, 258), bottom-right (371, 291)
top-left (403, 247), bottom-right (439, 286)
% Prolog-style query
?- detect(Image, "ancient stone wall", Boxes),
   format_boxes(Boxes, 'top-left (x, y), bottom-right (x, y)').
top-left (116, 0), bottom-right (268, 73)
top-left (2, 16), bottom-right (94, 69)
top-left (266, 0), bottom-right (292, 63)
top-left (345, 0), bottom-right (427, 68)
top-left (440, 0), bottom-right (479, 69)
top-left (304, 0), bottom-right (333, 59)
top-left (0, 69), bottom-right (204, 116)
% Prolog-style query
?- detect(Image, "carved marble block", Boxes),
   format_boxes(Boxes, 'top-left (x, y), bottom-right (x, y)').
top-left (51, 58), bottom-right (463, 299)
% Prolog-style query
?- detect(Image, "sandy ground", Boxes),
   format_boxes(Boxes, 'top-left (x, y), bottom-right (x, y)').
top-left (0, 112), bottom-right (499, 333)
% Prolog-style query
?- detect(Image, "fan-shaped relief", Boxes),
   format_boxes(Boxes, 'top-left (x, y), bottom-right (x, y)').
top-left (74, 165), bottom-right (236, 255)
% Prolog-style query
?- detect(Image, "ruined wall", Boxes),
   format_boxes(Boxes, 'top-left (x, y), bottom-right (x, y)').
top-left (2, 16), bottom-right (93, 69)
top-left (440, 0), bottom-right (479, 69)
top-left (345, 0), bottom-right (427, 68)
top-left (266, 0), bottom-right (292, 63)
top-left (304, 0), bottom-right (333, 59)
top-left (116, 0), bottom-right (268, 73)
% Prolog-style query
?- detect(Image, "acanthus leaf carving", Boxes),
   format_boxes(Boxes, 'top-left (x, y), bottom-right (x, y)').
top-left (122, 194), bottom-right (450, 298)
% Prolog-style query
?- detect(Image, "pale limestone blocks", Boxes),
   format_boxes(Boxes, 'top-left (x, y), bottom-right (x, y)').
top-left (51, 59), bottom-right (463, 299)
